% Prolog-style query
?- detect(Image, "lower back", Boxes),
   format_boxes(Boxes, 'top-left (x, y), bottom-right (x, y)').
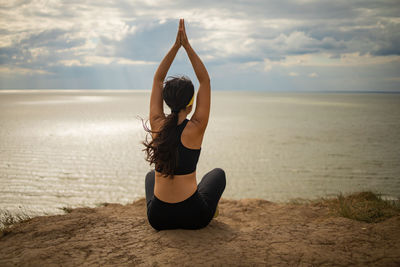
top-left (154, 171), bottom-right (198, 203)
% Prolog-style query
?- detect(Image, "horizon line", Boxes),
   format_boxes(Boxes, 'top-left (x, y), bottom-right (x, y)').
top-left (1, 89), bottom-right (400, 94)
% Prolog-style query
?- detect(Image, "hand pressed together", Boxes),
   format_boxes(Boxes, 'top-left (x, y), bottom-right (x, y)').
top-left (174, 18), bottom-right (190, 49)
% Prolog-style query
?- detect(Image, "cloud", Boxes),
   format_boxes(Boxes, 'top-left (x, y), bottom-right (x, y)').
top-left (0, 0), bottom-right (399, 90)
top-left (262, 53), bottom-right (400, 71)
top-left (308, 72), bottom-right (318, 78)
top-left (56, 56), bottom-right (157, 67)
top-left (0, 66), bottom-right (51, 75)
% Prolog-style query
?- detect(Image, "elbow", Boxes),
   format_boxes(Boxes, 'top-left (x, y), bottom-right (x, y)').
top-left (200, 77), bottom-right (210, 85)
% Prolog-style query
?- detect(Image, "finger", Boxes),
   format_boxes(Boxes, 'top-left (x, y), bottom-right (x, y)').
top-left (183, 27), bottom-right (187, 39)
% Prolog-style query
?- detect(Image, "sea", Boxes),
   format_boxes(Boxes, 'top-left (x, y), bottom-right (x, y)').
top-left (1, 90), bottom-right (399, 225)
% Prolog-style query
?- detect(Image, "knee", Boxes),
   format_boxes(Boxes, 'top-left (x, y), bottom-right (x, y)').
top-left (145, 170), bottom-right (155, 183)
top-left (213, 168), bottom-right (226, 188)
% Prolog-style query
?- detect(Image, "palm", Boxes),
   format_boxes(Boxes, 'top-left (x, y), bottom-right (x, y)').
top-left (175, 19), bottom-right (189, 48)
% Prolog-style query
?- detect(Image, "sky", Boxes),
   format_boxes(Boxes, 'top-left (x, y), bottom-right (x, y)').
top-left (0, 0), bottom-right (399, 91)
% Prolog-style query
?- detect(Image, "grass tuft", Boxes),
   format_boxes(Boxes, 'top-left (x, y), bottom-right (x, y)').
top-left (0, 209), bottom-right (32, 236)
top-left (322, 191), bottom-right (400, 223)
top-left (95, 202), bottom-right (110, 207)
top-left (61, 207), bottom-right (74, 213)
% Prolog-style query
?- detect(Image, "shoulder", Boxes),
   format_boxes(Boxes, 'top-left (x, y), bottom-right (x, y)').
top-left (186, 118), bottom-right (206, 135)
top-left (180, 118), bottom-right (205, 149)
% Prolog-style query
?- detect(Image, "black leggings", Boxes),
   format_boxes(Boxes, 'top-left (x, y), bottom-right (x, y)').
top-left (145, 168), bottom-right (226, 230)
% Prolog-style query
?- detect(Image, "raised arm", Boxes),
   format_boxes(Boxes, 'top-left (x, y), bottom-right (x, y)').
top-left (181, 19), bottom-right (211, 131)
top-left (149, 20), bottom-right (182, 126)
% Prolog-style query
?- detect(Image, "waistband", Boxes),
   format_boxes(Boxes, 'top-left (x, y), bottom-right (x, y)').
top-left (153, 189), bottom-right (200, 206)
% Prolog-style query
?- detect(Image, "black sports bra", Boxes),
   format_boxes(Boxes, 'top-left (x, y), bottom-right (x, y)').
top-left (156, 119), bottom-right (201, 175)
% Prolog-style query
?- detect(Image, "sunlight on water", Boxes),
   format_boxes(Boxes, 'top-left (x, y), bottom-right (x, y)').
top-left (0, 90), bottom-right (399, 225)
top-left (249, 94), bottom-right (366, 107)
top-left (52, 120), bottom-right (143, 137)
top-left (17, 95), bottom-right (111, 105)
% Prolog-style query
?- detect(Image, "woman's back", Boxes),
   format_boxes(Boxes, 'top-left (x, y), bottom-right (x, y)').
top-left (153, 117), bottom-right (204, 203)
top-left (155, 118), bottom-right (201, 174)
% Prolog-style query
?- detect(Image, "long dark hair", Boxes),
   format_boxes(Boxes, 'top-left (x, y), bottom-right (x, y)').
top-left (142, 75), bottom-right (194, 178)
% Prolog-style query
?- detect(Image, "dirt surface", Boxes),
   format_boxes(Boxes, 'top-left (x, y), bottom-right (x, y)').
top-left (1, 198), bottom-right (399, 266)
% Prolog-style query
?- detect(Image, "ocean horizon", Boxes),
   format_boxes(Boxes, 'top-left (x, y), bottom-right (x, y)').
top-left (1, 89), bottom-right (400, 93)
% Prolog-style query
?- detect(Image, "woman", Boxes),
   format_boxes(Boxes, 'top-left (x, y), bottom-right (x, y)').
top-left (143, 19), bottom-right (226, 230)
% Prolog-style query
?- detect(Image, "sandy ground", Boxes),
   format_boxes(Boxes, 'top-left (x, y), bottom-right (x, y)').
top-left (0, 198), bottom-right (399, 266)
